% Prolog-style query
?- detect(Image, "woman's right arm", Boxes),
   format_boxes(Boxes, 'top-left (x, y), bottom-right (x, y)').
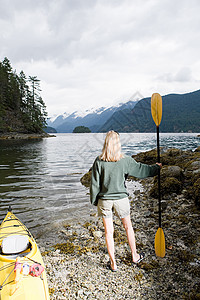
top-left (90, 159), bottom-right (100, 206)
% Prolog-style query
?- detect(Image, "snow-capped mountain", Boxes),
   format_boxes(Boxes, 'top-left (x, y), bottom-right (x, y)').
top-left (47, 100), bottom-right (139, 133)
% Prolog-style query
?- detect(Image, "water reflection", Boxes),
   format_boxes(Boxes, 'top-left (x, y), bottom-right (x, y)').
top-left (0, 139), bottom-right (48, 226)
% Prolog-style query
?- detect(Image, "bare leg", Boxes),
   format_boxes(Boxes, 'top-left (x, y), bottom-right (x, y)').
top-left (121, 215), bottom-right (140, 263)
top-left (103, 217), bottom-right (117, 271)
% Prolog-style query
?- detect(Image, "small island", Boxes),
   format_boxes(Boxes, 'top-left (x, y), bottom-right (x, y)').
top-left (73, 126), bottom-right (91, 133)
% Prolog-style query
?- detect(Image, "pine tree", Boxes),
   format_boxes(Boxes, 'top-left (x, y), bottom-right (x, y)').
top-left (28, 75), bottom-right (47, 132)
top-left (0, 58), bottom-right (12, 109)
top-left (18, 71), bottom-right (28, 110)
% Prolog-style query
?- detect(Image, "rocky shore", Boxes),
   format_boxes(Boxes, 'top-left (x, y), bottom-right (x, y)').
top-left (41, 147), bottom-right (200, 299)
top-left (0, 132), bottom-right (56, 139)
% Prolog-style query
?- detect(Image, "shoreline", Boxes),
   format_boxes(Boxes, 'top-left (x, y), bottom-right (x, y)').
top-left (41, 178), bottom-right (200, 299)
top-left (0, 132), bottom-right (56, 140)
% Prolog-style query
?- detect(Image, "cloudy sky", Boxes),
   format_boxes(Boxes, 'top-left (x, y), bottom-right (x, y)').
top-left (0, 0), bottom-right (200, 117)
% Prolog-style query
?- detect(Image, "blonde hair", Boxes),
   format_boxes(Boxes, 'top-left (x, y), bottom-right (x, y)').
top-left (99, 131), bottom-right (124, 162)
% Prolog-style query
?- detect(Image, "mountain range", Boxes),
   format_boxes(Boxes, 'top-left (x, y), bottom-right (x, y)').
top-left (47, 90), bottom-right (200, 133)
top-left (47, 100), bottom-right (139, 133)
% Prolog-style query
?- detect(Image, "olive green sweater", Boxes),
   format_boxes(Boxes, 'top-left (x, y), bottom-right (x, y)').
top-left (90, 155), bottom-right (160, 206)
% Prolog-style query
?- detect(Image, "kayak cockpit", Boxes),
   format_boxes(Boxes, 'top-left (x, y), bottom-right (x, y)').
top-left (0, 234), bottom-right (32, 259)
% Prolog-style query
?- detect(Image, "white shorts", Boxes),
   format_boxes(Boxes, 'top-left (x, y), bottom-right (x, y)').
top-left (97, 197), bottom-right (130, 219)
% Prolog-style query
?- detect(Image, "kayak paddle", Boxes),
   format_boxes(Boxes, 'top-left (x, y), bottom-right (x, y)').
top-left (151, 93), bottom-right (165, 258)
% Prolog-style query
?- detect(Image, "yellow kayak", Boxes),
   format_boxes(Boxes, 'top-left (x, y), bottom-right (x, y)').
top-left (0, 209), bottom-right (50, 299)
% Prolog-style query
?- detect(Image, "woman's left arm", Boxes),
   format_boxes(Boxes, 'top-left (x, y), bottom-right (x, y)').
top-left (128, 157), bottom-right (161, 179)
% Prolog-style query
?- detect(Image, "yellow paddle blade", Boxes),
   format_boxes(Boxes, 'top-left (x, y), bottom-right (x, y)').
top-left (151, 93), bottom-right (162, 126)
top-left (155, 227), bottom-right (165, 257)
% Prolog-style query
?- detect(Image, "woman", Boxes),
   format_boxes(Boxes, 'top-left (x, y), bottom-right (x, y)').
top-left (90, 131), bottom-right (161, 271)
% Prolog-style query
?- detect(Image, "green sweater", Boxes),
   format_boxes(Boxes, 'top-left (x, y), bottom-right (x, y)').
top-left (90, 155), bottom-right (160, 206)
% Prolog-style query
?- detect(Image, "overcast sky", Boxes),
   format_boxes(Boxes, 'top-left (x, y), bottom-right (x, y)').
top-left (0, 0), bottom-right (200, 117)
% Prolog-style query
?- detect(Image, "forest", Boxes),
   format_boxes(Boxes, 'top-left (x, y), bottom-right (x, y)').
top-left (0, 57), bottom-right (47, 133)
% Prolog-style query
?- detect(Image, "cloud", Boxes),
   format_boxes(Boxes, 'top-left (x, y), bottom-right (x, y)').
top-left (1, 0), bottom-right (200, 115)
top-left (157, 67), bottom-right (193, 83)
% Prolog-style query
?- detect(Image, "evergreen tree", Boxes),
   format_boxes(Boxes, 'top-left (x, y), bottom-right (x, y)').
top-left (18, 71), bottom-right (28, 110)
top-left (0, 58), bottom-right (12, 108)
top-left (28, 76), bottom-right (47, 132)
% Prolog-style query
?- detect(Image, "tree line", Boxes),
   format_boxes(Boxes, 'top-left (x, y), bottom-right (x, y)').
top-left (0, 57), bottom-right (47, 133)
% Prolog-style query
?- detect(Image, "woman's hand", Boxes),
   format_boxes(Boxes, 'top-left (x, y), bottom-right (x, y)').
top-left (156, 163), bottom-right (162, 169)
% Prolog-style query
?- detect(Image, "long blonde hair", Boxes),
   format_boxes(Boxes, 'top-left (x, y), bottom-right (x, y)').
top-left (99, 131), bottom-right (124, 162)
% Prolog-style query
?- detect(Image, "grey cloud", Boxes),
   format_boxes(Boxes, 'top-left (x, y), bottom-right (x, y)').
top-left (0, 0), bottom-right (99, 63)
top-left (157, 67), bottom-right (192, 83)
top-left (174, 68), bottom-right (192, 82)
top-left (1, 0), bottom-right (200, 65)
top-left (1, 0), bottom-right (200, 115)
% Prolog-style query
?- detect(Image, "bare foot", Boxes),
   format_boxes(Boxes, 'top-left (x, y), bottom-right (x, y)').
top-left (110, 260), bottom-right (117, 271)
top-left (132, 252), bottom-right (145, 264)
top-left (132, 253), bottom-right (140, 263)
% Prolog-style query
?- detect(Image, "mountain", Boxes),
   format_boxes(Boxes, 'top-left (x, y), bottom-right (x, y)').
top-left (100, 90), bottom-right (200, 133)
top-left (47, 100), bottom-right (139, 133)
top-left (43, 126), bottom-right (57, 133)
top-left (48, 90), bottom-right (200, 133)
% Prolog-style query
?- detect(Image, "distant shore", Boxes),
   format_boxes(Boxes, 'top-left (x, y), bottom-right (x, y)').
top-left (0, 132), bottom-right (56, 140)
top-left (1, 132), bottom-right (198, 140)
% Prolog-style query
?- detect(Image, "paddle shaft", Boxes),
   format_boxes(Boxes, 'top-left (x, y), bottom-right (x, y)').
top-left (157, 126), bottom-right (161, 228)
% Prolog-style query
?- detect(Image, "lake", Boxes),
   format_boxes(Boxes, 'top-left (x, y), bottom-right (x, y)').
top-left (0, 133), bottom-right (199, 244)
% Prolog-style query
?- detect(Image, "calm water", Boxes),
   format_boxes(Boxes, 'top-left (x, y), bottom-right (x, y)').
top-left (0, 133), bottom-right (199, 243)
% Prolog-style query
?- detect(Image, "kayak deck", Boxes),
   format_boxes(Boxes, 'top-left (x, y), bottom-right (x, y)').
top-left (0, 211), bottom-right (49, 300)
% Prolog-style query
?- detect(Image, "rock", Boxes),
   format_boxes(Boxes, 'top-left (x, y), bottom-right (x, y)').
top-left (190, 160), bottom-right (200, 170)
top-left (161, 200), bottom-right (168, 211)
top-left (193, 169), bottom-right (200, 175)
top-left (40, 246), bottom-right (46, 253)
top-left (0, 132), bottom-right (52, 139)
top-left (177, 241), bottom-right (187, 250)
top-left (194, 146), bottom-right (200, 152)
top-left (134, 190), bottom-right (140, 195)
top-left (76, 289), bottom-right (84, 297)
top-left (93, 230), bottom-right (103, 238)
top-left (161, 165), bottom-right (183, 180)
top-left (80, 170), bottom-right (92, 188)
top-left (132, 149), bottom-right (157, 165)
top-left (193, 178), bottom-right (200, 206)
top-left (150, 177), bottom-right (182, 197)
top-left (143, 211), bottom-right (151, 217)
top-left (114, 219), bottom-right (121, 226)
